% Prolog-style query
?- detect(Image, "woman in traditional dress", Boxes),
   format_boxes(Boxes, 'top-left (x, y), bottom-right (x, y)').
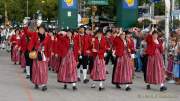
top-left (146, 31), bottom-right (167, 91)
top-left (90, 30), bottom-right (107, 91)
top-left (57, 30), bottom-right (79, 91)
top-left (28, 25), bottom-right (51, 91)
top-left (173, 38), bottom-right (180, 85)
top-left (112, 31), bottom-right (133, 91)
top-left (19, 30), bottom-right (27, 71)
top-left (10, 29), bottom-right (20, 65)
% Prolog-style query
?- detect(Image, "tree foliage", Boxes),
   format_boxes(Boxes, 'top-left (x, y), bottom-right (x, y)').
top-left (0, 0), bottom-right (58, 22)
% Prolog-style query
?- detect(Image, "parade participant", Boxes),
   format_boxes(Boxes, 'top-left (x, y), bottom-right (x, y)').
top-left (54, 32), bottom-right (64, 73)
top-left (140, 35), bottom-right (148, 84)
top-left (49, 33), bottom-right (56, 71)
top-left (173, 38), bottom-right (180, 85)
top-left (57, 30), bottom-right (78, 91)
top-left (112, 31), bottom-right (133, 91)
top-left (104, 30), bottom-right (115, 74)
top-left (85, 28), bottom-right (94, 74)
top-left (19, 30), bottom-right (27, 71)
top-left (146, 30), bottom-right (167, 91)
top-left (28, 25), bottom-right (51, 91)
top-left (10, 29), bottom-right (20, 65)
top-left (90, 30), bottom-right (107, 91)
top-left (76, 27), bottom-right (89, 83)
top-left (23, 21), bottom-right (37, 79)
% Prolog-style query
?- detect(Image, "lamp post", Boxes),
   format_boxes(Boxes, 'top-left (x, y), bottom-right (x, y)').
top-left (165, 0), bottom-right (170, 67)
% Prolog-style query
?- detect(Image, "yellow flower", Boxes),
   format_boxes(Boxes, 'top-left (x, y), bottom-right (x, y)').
top-left (127, 0), bottom-right (134, 5)
top-left (65, 0), bottom-right (73, 5)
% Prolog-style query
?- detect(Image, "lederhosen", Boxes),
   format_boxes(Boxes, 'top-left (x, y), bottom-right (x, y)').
top-left (77, 35), bottom-right (88, 70)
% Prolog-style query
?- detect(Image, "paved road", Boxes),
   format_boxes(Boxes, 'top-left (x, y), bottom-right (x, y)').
top-left (0, 50), bottom-right (179, 101)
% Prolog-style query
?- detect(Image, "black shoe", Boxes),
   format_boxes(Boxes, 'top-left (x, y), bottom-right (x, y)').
top-left (116, 85), bottom-right (121, 89)
top-left (91, 84), bottom-right (96, 88)
top-left (49, 68), bottom-right (51, 71)
top-left (160, 86), bottom-right (167, 92)
top-left (125, 87), bottom-right (131, 91)
top-left (73, 86), bottom-right (77, 91)
top-left (64, 85), bottom-right (67, 89)
top-left (42, 86), bottom-right (47, 91)
top-left (14, 62), bottom-right (16, 65)
top-left (78, 78), bottom-right (81, 82)
top-left (34, 84), bottom-right (39, 89)
top-left (146, 85), bottom-right (151, 90)
top-left (83, 79), bottom-right (89, 84)
top-left (26, 75), bottom-right (30, 79)
top-left (99, 87), bottom-right (105, 91)
top-left (106, 71), bottom-right (109, 74)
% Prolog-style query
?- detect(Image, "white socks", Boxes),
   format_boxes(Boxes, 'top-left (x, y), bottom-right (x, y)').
top-left (77, 68), bottom-right (81, 78)
top-left (126, 85), bottom-right (129, 88)
top-left (72, 83), bottom-right (76, 87)
top-left (26, 66), bottom-right (30, 76)
top-left (160, 83), bottom-right (164, 87)
top-left (83, 69), bottom-right (87, 80)
top-left (99, 81), bottom-right (103, 87)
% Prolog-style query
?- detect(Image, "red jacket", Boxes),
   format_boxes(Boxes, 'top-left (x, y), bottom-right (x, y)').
top-left (145, 35), bottom-right (163, 56)
top-left (105, 35), bottom-right (114, 50)
top-left (60, 36), bottom-right (79, 61)
top-left (127, 38), bottom-right (135, 54)
top-left (74, 34), bottom-right (92, 56)
top-left (19, 33), bottom-right (28, 53)
top-left (23, 27), bottom-right (37, 51)
top-left (49, 36), bottom-right (56, 55)
top-left (92, 35), bottom-right (107, 59)
top-left (113, 36), bottom-right (131, 57)
top-left (10, 35), bottom-right (18, 46)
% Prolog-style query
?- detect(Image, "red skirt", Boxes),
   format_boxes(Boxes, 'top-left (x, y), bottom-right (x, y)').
top-left (54, 56), bottom-right (61, 72)
top-left (146, 49), bottom-right (165, 84)
top-left (32, 60), bottom-right (48, 85)
top-left (20, 53), bottom-right (26, 68)
top-left (113, 52), bottom-right (133, 84)
top-left (90, 57), bottom-right (106, 81)
top-left (49, 55), bottom-right (55, 69)
top-left (57, 50), bottom-right (77, 83)
top-left (12, 47), bottom-right (19, 63)
top-left (167, 56), bottom-right (174, 74)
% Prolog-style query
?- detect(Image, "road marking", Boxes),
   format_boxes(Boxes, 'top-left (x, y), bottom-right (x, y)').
top-left (17, 69), bottom-right (33, 101)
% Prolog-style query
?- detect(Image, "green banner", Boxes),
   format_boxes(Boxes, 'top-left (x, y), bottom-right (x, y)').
top-left (116, 0), bottom-right (138, 28)
top-left (87, 0), bottom-right (108, 5)
top-left (58, 0), bottom-right (78, 29)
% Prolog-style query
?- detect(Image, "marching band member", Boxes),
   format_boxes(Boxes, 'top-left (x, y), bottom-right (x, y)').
top-left (145, 30), bottom-right (167, 91)
top-left (76, 27), bottom-right (89, 83)
top-left (10, 29), bottom-right (20, 65)
top-left (90, 30), bottom-right (107, 91)
top-left (28, 25), bottom-right (51, 91)
top-left (57, 30), bottom-right (79, 91)
top-left (105, 30), bottom-right (115, 74)
top-left (19, 30), bottom-right (27, 71)
top-left (112, 31), bottom-right (133, 91)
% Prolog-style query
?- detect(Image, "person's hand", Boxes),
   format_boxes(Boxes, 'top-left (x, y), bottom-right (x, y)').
top-left (78, 50), bottom-right (81, 54)
top-left (104, 52), bottom-right (107, 57)
top-left (92, 49), bottom-right (97, 52)
top-left (86, 50), bottom-right (90, 54)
